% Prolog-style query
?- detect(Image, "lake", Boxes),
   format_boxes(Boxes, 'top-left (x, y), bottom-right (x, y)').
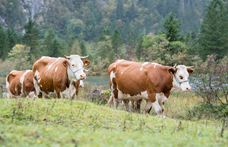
top-left (85, 74), bottom-right (110, 88)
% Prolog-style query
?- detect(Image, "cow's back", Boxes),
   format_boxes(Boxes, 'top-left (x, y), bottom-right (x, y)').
top-left (108, 60), bottom-right (150, 98)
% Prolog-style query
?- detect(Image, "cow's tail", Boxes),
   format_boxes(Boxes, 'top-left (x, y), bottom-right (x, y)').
top-left (106, 95), bottom-right (114, 107)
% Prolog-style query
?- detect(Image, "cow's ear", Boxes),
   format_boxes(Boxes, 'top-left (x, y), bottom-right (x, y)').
top-left (168, 67), bottom-right (176, 75)
top-left (62, 60), bottom-right (69, 67)
top-left (83, 60), bottom-right (91, 67)
top-left (187, 67), bottom-right (194, 75)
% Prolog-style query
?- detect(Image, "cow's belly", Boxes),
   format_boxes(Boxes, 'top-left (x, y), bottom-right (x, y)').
top-left (117, 89), bottom-right (149, 101)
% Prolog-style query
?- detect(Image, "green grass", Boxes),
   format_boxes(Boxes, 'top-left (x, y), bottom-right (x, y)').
top-left (0, 98), bottom-right (228, 147)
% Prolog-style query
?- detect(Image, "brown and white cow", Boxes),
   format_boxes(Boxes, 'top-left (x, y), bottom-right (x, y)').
top-left (107, 60), bottom-right (193, 117)
top-left (6, 70), bottom-right (36, 98)
top-left (32, 55), bottom-right (90, 99)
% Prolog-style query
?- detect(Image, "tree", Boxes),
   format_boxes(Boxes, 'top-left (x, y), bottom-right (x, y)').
top-left (136, 34), bottom-right (145, 60)
top-left (0, 25), bottom-right (9, 61)
top-left (116, 0), bottom-right (124, 20)
top-left (80, 40), bottom-right (87, 56)
top-left (129, 0), bottom-right (136, 21)
top-left (7, 44), bottom-right (31, 70)
top-left (43, 29), bottom-right (55, 56)
top-left (161, 10), bottom-right (184, 42)
top-left (111, 28), bottom-right (123, 55)
top-left (198, 0), bottom-right (228, 60)
top-left (23, 18), bottom-right (40, 60)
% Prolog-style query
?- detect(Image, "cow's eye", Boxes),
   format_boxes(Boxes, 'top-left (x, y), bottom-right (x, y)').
top-left (179, 76), bottom-right (183, 79)
top-left (72, 64), bottom-right (75, 67)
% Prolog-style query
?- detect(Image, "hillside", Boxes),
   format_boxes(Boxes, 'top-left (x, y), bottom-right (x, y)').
top-left (0, 98), bottom-right (227, 146)
top-left (0, 0), bottom-right (210, 41)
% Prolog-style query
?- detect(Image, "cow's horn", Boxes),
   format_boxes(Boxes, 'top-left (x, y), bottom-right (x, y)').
top-left (84, 67), bottom-right (92, 72)
top-left (187, 66), bottom-right (194, 68)
top-left (174, 64), bottom-right (177, 68)
top-left (80, 55), bottom-right (89, 59)
top-left (64, 55), bottom-right (70, 60)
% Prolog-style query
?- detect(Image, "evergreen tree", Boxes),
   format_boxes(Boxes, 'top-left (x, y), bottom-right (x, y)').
top-left (116, 0), bottom-right (124, 20)
top-left (130, 0), bottom-right (136, 21)
top-left (198, 0), bottom-right (228, 60)
top-left (127, 31), bottom-right (136, 46)
top-left (111, 28), bottom-right (123, 55)
top-left (6, 28), bottom-right (18, 50)
top-left (80, 40), bottom-right (87, 56)
top-left (51, 38), bottom-right (62, 57)
top-left (23, 18), bottom-right (40, 60)
top-left (161, 10), bottom-right (184, 42)
top-left (0, 25), bottom-right (9, 61)
top-left (136, 34), bottom-right (145, 60)
top-left (43, 29), bottom-right (55, 56)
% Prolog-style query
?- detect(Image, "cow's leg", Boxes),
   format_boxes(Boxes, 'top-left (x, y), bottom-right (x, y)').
top-left (113, 97), bottom-right (119, 109)
top-left (157, 93), bottom-right (168, 118)
top-left (106, 95), bottom-right (114, 107)
top-left (131, 100), bottom-right (135, 112)
top-left (144, 100), bottom-right (152, 114)
top-left (135, 99), bottom-right (142, 113)
top-left (123, 99), bottom-right (131, 112)
top-left (55, 89), bottom-right (61, 98)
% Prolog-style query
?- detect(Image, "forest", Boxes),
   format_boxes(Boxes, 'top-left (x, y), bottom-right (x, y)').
top-left (2, 0), bottom-right (225, 75)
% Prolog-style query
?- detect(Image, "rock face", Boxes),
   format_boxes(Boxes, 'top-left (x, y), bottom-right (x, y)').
top-left (21, 0), bottom-right (55, 23)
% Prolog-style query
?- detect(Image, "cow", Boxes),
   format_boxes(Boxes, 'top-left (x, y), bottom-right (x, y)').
top-left (107, 60), bottom-right (194, 117)
top-left (6, 70), bottom-right (36, 98)
top-left (33, 55), bottom-right (91, 99)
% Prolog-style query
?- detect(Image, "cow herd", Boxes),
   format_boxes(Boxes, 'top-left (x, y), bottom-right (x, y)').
top-left (4, 54), bottom-right (194, 117)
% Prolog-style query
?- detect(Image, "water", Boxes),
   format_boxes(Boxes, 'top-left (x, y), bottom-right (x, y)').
top-left (84, 74), bottom-right (110, 88)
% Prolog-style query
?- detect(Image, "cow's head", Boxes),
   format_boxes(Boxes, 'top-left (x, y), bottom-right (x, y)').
top-left (63, 55), bottom-right (91, 82)
top-left (169, 65), bottom-right (194, 91)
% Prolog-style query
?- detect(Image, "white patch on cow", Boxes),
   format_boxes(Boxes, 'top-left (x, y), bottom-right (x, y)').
top-left (40, 85), bottom-right (42, 87)
top-left (34, 70), bottom-right (39, 79)
top-left (110, 71), bottom-right (116, 93)
top-left (26, 92), bottom-right (37, 98)
top-left (140, 62), bottom-right (149, 70)
top-left (113, 59), bottom-right (123, 67)
top-left (20, 70), bottom-right (31, 96)
top-left (79, 80), bottom-right (84, 87)
top-left (33, 77), bottom-right (41, 96)
top-left (38, 78), bottom-right (41, 83)
top-left (152, 63), bottom-right (160, 68)
top-left (47, 58), bottom-right (61, 70)
top-left (117, 89), bottom-right (149, 101)
top-left (55, 67), bottom-right (58, 72)
top-left (60, 82), bottom-right (77, 99)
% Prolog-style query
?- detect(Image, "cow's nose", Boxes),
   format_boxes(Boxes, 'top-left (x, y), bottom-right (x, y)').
top-left (186, 87), bottom-right (191, 91)
top-left (80, 74), bottom-right (86, 80)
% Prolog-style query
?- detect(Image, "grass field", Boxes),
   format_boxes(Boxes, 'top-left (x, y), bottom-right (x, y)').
top-left (0, 96), bottom-right (228, 147)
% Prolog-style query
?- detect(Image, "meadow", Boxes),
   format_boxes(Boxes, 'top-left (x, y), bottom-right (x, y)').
top-left (0, 87), bottom-right (228, 147)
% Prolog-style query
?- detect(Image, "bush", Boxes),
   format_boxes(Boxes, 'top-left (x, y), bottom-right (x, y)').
top-left (184, 103), bottom-right (228, 120)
